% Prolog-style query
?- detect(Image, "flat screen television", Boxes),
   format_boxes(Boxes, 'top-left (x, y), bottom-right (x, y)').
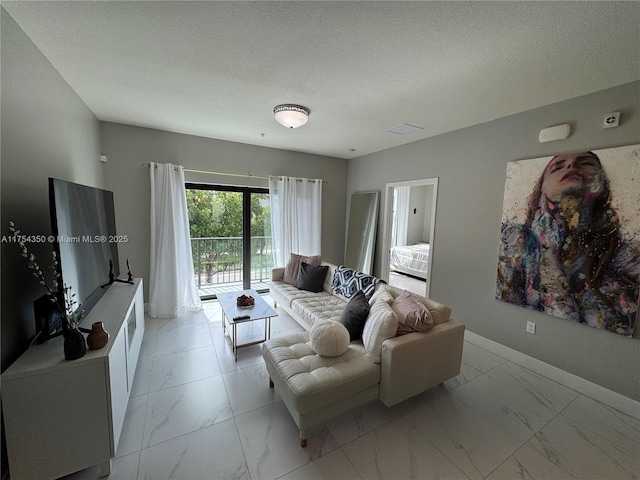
top-left (49, 178), bottom-right (120, 325)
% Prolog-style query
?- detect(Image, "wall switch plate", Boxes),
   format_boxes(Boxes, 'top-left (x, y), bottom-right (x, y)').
top-left (603, 112), bottom-right (620, 129)
top-left (526, 321), bottom-right (536, 334)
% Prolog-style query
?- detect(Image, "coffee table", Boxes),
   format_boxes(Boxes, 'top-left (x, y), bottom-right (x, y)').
top-left (217, 289), bottom-right (277, 361)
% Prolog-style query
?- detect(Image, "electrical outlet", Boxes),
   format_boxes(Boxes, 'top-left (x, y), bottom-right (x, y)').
top-left (526, 321), bottom-right (536, 334)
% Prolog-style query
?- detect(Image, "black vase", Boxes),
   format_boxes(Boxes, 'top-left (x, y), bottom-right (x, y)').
top-left (64, 324), bottom-right (87, 360)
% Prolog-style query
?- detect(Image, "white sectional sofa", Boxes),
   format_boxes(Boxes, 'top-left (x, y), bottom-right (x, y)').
top-left (262, 261), bottom-right (465, 446)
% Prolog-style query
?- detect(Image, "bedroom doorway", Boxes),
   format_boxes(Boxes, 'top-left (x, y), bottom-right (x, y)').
top-left (381, 178), bottom-right (438, 297)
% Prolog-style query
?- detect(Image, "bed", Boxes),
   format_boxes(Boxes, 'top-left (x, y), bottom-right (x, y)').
top-left (390, 243), bottom-right (430, 279)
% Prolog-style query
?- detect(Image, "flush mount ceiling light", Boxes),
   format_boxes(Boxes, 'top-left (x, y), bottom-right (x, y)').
top-left (273, 104), bottom-right (310, 129)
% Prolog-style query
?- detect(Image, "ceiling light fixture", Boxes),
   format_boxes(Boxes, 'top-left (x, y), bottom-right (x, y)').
top-left (273, 104), bottom-right (310, 129)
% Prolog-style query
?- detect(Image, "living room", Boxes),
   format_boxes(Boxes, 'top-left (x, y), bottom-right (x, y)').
top-left (2, 2), bottom-right (639, 479)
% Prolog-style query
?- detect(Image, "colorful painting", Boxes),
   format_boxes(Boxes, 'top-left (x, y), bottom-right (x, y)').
top-left (496, 144), bottom-right (640, 337)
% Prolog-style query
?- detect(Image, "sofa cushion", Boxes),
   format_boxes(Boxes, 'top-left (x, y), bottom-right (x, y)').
top-left (369, 284), bottom-right (394, 305)
top-left (270, 280), bottom-right (326, 309)
top-left (321, 262), bottom-right (339, 294)
top-left (391, 290), bottom-right (435, 335)
top-left (362, 300), bottom-right (398, 363)
top-left (309, 321), bottom-right (350, 357)
top-left (332, 265), bottom-right (381, 300)
top-left (262, 333), bottom-right (380, 414)
top-left (339, 291), bottom-right (370, 341)
top-left (416, 298), bottom-right (451, 325)
top-left (295, 262), bottom-right (329, 292)
top-left (283, 253), bottom-right (322, 284)
top-left (291, 294), bottom-right (346, 329)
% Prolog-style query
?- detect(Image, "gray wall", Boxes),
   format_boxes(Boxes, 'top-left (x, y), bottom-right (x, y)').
top-left (0, 11), bottom-right (103, 476)
top-left (1, 9), bottom-right (103, 370)
top-left (407, 185), bottom-right (427, 245)
top-left (99, 122), bottom-right (348, 300)
top-left (422, 184), bottom-right (433, 242)
top-left (348, 81), bottom-right (640, 402)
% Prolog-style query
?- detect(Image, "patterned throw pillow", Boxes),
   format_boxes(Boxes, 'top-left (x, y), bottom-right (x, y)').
top-left (331, 265), bottom-right (381, 300)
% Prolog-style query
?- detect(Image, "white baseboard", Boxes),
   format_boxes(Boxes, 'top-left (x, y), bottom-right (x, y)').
top-left (464, 330), bottom-right (640, 421)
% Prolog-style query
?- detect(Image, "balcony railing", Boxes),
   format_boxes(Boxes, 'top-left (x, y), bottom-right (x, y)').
top-left (191, 236), bottom-right (274, 290)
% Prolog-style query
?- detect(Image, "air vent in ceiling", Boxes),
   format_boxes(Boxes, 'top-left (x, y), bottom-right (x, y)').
top-left (387, 123), bottom-right (424, 135)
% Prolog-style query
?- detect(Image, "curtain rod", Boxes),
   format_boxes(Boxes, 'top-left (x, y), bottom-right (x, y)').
top-left (141, 163), bottom-right (326, 183)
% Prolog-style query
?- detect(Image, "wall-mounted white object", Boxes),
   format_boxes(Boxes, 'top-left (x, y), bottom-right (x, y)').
top-left (603, 112), bottom-right (620, 129)
top-left (100, 155), bottom-right (108, 163)
top-left (538, 124), bottom-right (571, 143)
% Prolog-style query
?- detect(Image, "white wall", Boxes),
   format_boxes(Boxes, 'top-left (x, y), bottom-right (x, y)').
top-left (347, 81), bottom-right (640, 402)
top-left (99, 122), bottom-right (348, 300)
top-left (422, 184), bottom-right (433, 242)
top-left (406, 185), bottom-right (426, 245)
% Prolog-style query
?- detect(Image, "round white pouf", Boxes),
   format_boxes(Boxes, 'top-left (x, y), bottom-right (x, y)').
top-left (309, 320), bottom-right (350, 357)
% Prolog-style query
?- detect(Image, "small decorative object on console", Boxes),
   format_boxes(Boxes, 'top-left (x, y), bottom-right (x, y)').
top-left (126, 258), bottom-right (134, 283)
top-left (236, 294), bottom-right (255, 307)
top-left (87, 321), bottom-right (110, 350)
top-left (64, 324), bottom-right (86, 360)
top-left (8, 221), bottom-right (87, 359)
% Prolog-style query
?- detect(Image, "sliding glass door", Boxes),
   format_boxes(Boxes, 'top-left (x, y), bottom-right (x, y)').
top-left (186, 184), bottom-right (272, 299)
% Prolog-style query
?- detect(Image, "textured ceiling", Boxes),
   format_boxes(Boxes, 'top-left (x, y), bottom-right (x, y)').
top-left (3, 1), bottom-right (639, 159)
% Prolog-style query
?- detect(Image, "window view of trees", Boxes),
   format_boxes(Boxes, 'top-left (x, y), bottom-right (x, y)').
top-left (186, 188), bottom-right (272, 288)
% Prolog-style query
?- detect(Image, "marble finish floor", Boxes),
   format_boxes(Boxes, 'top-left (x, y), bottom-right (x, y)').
top-left (388, 271), bottom-right (427, 297)
top-left (64, 296), bottom-right (640, 480)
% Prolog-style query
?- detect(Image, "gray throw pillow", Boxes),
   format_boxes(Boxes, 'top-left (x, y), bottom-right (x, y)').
top-left (339, 290), bottom-right (370, 341)
top-left (295, 262), bottom-right (329, 292)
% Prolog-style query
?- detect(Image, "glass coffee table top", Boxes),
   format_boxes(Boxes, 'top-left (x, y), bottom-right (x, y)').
top-left (217, 289), bottom-right (277, 323)
top-left (217, 289), bottom-right (277, 360)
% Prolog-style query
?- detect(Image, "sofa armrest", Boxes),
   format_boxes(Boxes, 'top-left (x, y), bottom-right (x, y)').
top-left (272, 267), bottom-right (285, 281)
top-left (378, 319), bottom-right (465, 407)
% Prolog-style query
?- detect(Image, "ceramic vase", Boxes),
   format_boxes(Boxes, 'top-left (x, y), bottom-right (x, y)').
top-left (64, 324), bottom-right (86, 360)
top-left (87, 321), bottom-right (110, 350)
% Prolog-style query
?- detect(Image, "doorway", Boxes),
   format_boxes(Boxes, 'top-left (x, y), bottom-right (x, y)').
top-left (381, 178), bottom-right (438, 297)
top-left (185, 184), bottom-right (272, 299)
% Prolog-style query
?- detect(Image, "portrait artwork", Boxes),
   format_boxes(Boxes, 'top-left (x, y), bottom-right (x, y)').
top-left (496, 144), bottom-right (640, 337)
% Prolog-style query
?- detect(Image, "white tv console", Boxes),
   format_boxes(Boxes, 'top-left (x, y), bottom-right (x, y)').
top-left (2, 278), bottom-right (144, 480)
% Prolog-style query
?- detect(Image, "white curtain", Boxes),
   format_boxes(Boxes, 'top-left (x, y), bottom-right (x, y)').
top-left (149, 162), bottom-right (202, 318)
top-left (269, 176), bottom-right (322, 267)
top-left (392, 186), bottom-right (410, 247)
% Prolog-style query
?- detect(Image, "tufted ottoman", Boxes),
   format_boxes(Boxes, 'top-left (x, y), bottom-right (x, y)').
top-left (262, 332), bottom-right (380, 447)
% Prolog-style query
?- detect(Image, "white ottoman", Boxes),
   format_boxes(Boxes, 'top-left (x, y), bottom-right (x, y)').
top-left (262, 332), bottom-right (380, 447)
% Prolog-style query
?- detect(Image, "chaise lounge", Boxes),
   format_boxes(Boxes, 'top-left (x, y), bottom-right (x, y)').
top-left (262, 261), bottom-right (465, 446)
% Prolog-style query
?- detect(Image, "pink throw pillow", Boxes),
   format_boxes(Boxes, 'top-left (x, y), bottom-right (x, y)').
top-left (283, 253), bottom-right (321, 284)
top-left (391, 290), bottom-right (434, 335)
